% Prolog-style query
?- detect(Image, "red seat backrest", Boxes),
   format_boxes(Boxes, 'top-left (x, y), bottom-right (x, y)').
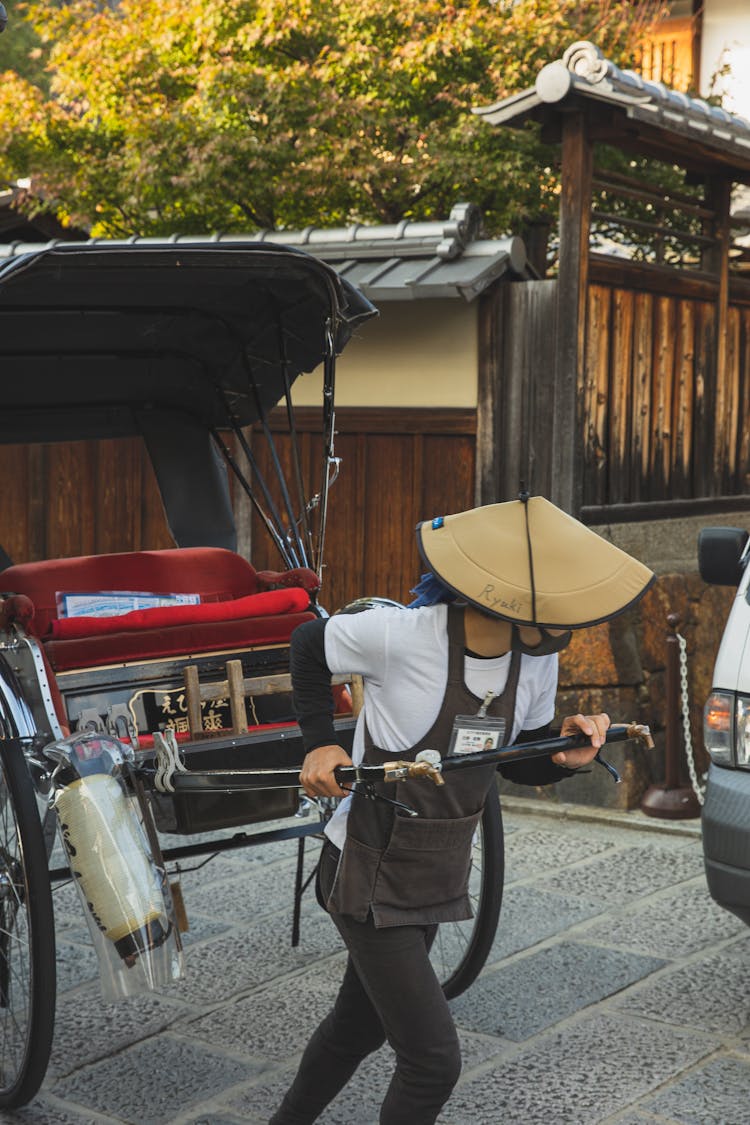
top-left (0, 547), bottom-right (260, 639)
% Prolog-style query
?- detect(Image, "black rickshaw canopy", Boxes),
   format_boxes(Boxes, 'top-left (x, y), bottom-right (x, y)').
top-left (0, 240), bottom-right (376, 440)
top-left (0, 240), bottom-right (377, 566)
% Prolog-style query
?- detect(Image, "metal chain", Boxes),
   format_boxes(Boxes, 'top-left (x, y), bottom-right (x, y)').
top-left (677, 632), bottom-right (706, 805)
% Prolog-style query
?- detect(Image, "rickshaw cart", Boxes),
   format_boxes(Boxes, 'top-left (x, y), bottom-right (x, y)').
top-left (0, 240), bottom-right (509, 1109)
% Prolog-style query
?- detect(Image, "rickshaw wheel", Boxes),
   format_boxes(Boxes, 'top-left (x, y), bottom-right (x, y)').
top-left (431, 786), bottom-right (504, 1000)
top-left (0, 740), bottom-right (55, 1108)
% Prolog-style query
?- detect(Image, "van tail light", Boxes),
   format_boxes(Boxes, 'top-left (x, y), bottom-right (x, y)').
top-left (704, 692), bottom-right (733, 766)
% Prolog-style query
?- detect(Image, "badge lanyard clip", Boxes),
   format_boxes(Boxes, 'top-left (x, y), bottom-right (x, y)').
top-left (449, 692), bottom-right (506, 757)
top-left (477, 691), bottom-right (495, 718)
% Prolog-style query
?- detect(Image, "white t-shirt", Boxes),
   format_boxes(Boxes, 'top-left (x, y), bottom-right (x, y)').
top-left (323, 604), bottom-right (558, 848)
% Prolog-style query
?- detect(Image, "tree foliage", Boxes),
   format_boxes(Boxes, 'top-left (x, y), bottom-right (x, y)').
top-left (0, 0), bottom-right (662, 237)
top-left (0, 1), bottom-right (49, 90)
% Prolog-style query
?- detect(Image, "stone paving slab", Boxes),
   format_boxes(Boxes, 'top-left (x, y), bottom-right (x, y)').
top-left (535, 842), bottom-right (704, 905)
top-left (50, 881), bottom-right (88, 931)
top-left (450, 942), bottom-right (665, 1040)
top-left (180, 860), bottom-right (306, 924)
top-left (614, 937), bottom-right (750, 1036)
top-left (48, 989), bottom-right (189, 1081)
top-left (181, 969), bottom-right (343, 1063)
top-left (502, 825), bottom-right (617, 883)
top-left (640, 1054), bottom-right (750, 1124)
top-left (181, 1116), bottom-right (249, 1125)
top-left (0, 1105), bottom-right (121, 1125)
top-left (481, 882), bottom-right (605, 962)
top-left (609, 1115), bottom-right (681, 1124)
top-left (438, 1012), bottom-right (720, 1125)
top-left (182, 1116), bottom-right (248, 1125)
top-left (582, 881), bottom-right (747, 959)
top-left (160, 910), bottom-right (341, 1008)
top-left (55, 936), bottom-right (101, 993)
top-left (51, 1036), bottom-right (260, 1125)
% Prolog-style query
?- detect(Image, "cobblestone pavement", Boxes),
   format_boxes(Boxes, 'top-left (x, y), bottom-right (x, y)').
top-left (3, 797), bottom-right (749, 1125)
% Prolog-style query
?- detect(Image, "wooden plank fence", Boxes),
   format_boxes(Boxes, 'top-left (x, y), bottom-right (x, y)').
top-left (582, 283), bottom-right (750, 508)
top-left (488, 269), bottom-right (750, 516)
top-left (0, 438), bottom-right (173, 566)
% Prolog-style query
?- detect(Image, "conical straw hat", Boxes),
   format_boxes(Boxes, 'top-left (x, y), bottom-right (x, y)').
top-left (416, 496), bottom-right (654, 628)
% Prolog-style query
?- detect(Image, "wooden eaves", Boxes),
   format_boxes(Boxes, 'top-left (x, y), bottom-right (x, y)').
top-left (474, 39), bottom-right (750, 184)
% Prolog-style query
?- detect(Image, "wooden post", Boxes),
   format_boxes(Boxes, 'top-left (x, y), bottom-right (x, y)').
top-left (703, 175), bottom-right (732, 493)
top-left (476, 286), bottom-right (504, 505)
top-left (226, 658), bottom-right (248, 733)
top-left (551, 112), bottom-right (593, 516)
top-left (479, 280), bottom-right (559, 504)
top-left (183, 664), bottom-right (203, 738)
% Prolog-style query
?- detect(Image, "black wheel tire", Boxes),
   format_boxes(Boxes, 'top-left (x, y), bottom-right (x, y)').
top-left (432, 786), bottom-right (504, 1000)
top-left (0, 739), bottom-right (56, 1108)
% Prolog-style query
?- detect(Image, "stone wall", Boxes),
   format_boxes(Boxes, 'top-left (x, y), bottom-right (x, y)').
top-left (498, 510), bottom-right (744, 812)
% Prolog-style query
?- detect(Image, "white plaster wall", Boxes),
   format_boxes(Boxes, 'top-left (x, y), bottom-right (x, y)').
top-left (292, 298), bottom-right (479, 408)
top-left (701, 0), bottom-right (750, 117)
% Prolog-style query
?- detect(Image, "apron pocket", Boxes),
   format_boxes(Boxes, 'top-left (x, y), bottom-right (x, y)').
top-left (373, 808), bottom-right (483, 915)
top-left (326, 835), bottom-right (381, 923)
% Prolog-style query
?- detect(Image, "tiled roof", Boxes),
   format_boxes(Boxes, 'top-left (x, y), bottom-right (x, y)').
top-left (0, 203), bottom-right (528, 301)
top-left (475, 40), bottom-right (750, 177)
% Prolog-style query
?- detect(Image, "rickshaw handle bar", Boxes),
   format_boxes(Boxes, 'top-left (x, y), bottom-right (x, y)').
top-left (376, 721), bottom-right (653, 786)
top-left (155, 722), bottom-right (653, 793)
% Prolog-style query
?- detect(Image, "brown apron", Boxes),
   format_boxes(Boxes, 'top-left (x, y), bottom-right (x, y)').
top-left (326, 604), bottom-right (520, 927)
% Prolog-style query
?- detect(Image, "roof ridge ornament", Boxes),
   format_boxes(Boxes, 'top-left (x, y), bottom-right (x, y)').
top-left (473, 38), bottom-right (750, 171)
top-left (437, 202), bottom-right (483, 260)
top-left (530, 37), bottom-right (750, 129)
top-left (561, 41), bottom-right (610, 86)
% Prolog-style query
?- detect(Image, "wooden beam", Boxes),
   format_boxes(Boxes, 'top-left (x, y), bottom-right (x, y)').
top-left (590, 255), bottom-right (719, 300)
top-left (188, 669), bottom-right (351, 705)
top-left (703, 176), bottom-right (733, 488)
top-left (476, 286), bottom-right (503, 504)
top-left (262, 407), bottom-right (477, 435)
top-left (551, 112), bottom-right (593, 515)
top-left (582, 494), bottom-right (750, 524)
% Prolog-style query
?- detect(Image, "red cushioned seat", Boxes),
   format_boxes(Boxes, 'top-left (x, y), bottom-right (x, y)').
top-left (43, 611), bottom-right (317, 672)
top-left (0, 548), bottom-right (317, 671)
top-left (0, 548), bottom-right (262, 637)
top-left (48, 587), bottom-right (310, 639)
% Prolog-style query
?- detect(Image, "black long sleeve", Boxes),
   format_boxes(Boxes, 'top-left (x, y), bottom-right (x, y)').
top-left (498, 723), bottom-right (580, 787)
top-left (290, 618), bottom-right (338, 752)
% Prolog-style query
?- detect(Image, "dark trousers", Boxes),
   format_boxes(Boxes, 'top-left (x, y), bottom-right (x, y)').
top-left (269, 841), bottom-right (461, 1125)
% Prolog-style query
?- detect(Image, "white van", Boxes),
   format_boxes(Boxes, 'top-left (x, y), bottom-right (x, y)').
top-left (698, 526), bottom-right (750, 926)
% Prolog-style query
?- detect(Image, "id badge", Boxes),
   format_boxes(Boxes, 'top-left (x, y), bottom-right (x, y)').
top-left (448, 714), bottom-right (506, 756)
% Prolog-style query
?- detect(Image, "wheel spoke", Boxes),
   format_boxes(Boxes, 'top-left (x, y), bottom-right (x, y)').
top-left (0, 741), bottom-right (56, 1107)
top-left (0, 792), bottom-right (33, 1078)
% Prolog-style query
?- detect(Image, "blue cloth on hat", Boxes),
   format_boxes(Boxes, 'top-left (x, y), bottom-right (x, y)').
top-left (408, 572), bottom-right (457, 608)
